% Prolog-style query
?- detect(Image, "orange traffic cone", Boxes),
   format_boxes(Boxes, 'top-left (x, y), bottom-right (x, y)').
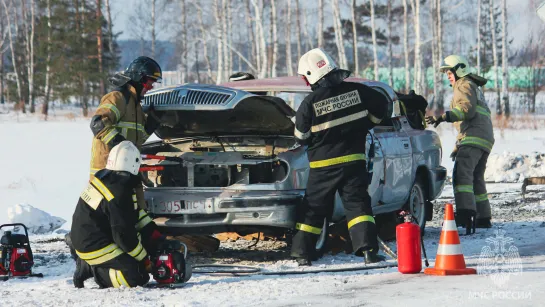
top-left (424, 203), bottom-right (477, 276)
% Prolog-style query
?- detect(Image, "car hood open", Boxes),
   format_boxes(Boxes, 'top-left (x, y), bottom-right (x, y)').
top-left (142, 84), bottom-right (296, 139)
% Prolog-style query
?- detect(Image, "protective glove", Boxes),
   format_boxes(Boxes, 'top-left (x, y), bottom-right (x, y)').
top-left (450, 149), bottom-right (458, 162)
top-left (425, 115), bottom-right (445, 128)
top-left (143, 258), bottom-right (153, 273)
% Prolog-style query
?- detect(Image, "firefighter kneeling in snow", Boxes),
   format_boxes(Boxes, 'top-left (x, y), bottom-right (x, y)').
top-left (291, 48), bottom-right (388, 266)
top-left (426, 55), bottom-right (494, 234)
top-left (69, 141), bottom-right (164, 288)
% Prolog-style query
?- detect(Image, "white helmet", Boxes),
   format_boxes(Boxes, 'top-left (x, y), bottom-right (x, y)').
top-left (439, 55), bottom-right (470, 78)
top-left (106, 141), bottom-right (141, 175)
top-left (297, 48), bottom-right (338, 85)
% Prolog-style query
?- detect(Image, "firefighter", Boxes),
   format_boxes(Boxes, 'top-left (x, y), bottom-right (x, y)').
top-left (89, 56), bottom-right (162, 210)
top-left (291, 48), bottom-right (388, 266)
top-left (426, 55), bottom-right (495, 233)
top-left (70, 141), bottom-right (164, 288)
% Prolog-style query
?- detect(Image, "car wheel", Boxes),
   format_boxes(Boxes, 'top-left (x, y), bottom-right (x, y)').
top-left (408, 180), bottom-right (426, 232)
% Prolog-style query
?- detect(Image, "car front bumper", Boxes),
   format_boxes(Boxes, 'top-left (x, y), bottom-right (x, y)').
top-left (145, 188), bottom-right (304, 229)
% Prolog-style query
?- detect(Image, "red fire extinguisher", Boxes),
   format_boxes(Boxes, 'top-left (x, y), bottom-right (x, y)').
top-left (396, 211), bottom-right (428, 274)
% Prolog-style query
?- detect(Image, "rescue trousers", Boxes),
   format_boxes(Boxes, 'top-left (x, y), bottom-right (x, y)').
top-left (291, 161), bottom-right (378, 259)
top-left (90, 254), bottom-right (150, 288)
top-left (452, 145), bottom-right (491, 219)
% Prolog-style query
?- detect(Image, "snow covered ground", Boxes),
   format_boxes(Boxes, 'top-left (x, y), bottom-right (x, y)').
top-left (1, 107), bottom-right (545, 306)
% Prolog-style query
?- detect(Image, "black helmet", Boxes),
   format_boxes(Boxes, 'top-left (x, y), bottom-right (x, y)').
top-left (124, 56), bottom-right (162, 84)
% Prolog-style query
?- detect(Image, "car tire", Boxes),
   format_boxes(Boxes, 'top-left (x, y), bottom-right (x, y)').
top-left (407, 179), bottom-right (427, 233)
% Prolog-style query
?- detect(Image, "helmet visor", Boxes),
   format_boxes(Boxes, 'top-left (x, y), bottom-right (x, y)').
top-left (147, 75), bottom-right (162, 83)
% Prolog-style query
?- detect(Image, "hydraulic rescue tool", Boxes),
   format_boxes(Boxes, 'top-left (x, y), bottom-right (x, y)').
top-left (0, 223), bottom-right (43, 281)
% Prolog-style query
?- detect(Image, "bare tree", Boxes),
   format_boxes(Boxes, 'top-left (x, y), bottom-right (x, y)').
top-left (351, 0), bottom-right (359, 76)
top-left (179, 0), bottom-right (187, 83)
top-left (0, 10), bottom-right (5, 105)
top-left (43, 0), bottom-right (53, 119)
top-left (370, 0), bottom-right (379, 80)
top-left (213, 0), bottom-right (224, 84)
top-left (477, 0), bottom-right (482, 76)
top-left (151, 0), bottom-right (156, 58)
top-left (387, 0), bottom-right (393, 86)
top-left (245, 0), bottom-right (257, 68)
top-left (285, 0), bottom-right (293, 76)
top-left (105, 0), bottom-right (114, 72)
top-left (489, 0), bottom-right (501, 114)
top-left (271, 0), bottom-right (278, 77)
top-left (295, 0), bottom-right (302, 60)
top-left (431, 0), bottom-right (438, 110)
top-left (1, 0), bottom-right (24, 112)
top-left (195, 4), bottom-right (214, 83)
top-left (410, 0), bottom-right (423, 94)
top-left (227, 0), bottom-right (233, 76)
top-left (318, 0), bottom-right (324, 48)
top-left (436, 0), bottom-right (444, 111)
top-left (332, 0), bottom-right (347, 68)
top-left (403, 0), bottom-right (410, 92)
top-left (96, 0), bottom-right (104, 96)
top-left (222, 0), bottom-right (230, 80)
top-left (501, 0), bottom-right (509, 116)
top-left (22, 0), bottom-right (36, 113)
top-left (251, 0), bottom-right (267, 78)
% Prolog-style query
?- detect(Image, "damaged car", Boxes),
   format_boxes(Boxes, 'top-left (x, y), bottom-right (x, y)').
top-left (139, 76), bottom-right (447, 251)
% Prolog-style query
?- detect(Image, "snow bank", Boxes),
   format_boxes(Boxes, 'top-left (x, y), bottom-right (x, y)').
top-left (485, 152), bottom-right (545, 182)
top-left (3, 204), bottom-right (66, 235)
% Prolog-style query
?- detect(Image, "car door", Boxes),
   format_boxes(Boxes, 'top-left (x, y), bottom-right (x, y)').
top-left (374, 117), bottom-right (413, 206)
top-left (331, 131), bottom-right (384, 221)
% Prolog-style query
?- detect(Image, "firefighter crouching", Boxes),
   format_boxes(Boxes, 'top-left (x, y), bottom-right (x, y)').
top-left (426, 55), bottom-right (495, 234)
top-left (89, 56), bottom-right (162, 210)
top-left (291, 48), bottom-right (388, 266)
top-left (68, 141), bottom-right (164, 288)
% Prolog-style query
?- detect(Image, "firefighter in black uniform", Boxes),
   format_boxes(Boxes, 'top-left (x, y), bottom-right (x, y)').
top-left (69, 141), bottom-right (164, 288)
top-left (291, 48), bottom-right (388, 266)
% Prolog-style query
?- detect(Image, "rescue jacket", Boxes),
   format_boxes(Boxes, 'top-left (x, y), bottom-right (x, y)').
top-left (70, 170), bottom-right (156, 265)
top-left (294, 77), bottom-right (388, 169)
top-left (444, 76), bottom-right (495, 153)
top-left (89, 84), bottom-right (151, 177)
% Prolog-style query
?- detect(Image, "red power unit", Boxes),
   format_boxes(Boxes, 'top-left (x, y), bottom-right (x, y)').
top-left (151, 240), bottom-right (191, 285)
top-left (396, 214), bottom-right (422, 274)
top-left (0, 223), bottom-right (42, 280)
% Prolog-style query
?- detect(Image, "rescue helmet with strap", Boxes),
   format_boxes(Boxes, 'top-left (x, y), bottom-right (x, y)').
top-left (124, 56), bottom-right (163, 84)
top-left (106, 141), bottom-right (141, 175)
top-left (297, 48), bottom-right (338, 85)
top-left (439, 55), bottom-right (470, 78)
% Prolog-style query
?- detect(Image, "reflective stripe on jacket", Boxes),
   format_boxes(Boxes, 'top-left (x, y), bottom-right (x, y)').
top-left (445, 77), bottom-right (495, 153)
top-left (89, 85), bottom-right (149, 177)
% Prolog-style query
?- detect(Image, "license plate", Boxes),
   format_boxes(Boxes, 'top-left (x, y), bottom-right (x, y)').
top-left (156, 199), bottom-right (213, 214)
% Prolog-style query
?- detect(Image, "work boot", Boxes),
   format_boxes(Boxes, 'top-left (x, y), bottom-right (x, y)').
top-left (295, 257), bottom-right (311, 266)
top-left (73, 258), bottom-right (93, 289)
top-left (455, 209), bottom-right (476, 235)
top-left (476, 218), bottom-right (492, 228)
top-left (363, 249), bottom-right (386, 264)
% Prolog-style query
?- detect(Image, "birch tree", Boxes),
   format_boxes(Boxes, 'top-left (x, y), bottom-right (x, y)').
top-left (213, 0), bottom-right (224, 83)
top-left (489, 1), bottom-right (501, 114)
top-left (351, 0), bottom-right (359, 76)
top-left (227, 0), bottom-right (233, 76)
top-left (1, 0), bottom-right (24, 112)
top-left (370, 0), bottom-right (379, 81)
top-left (222, 0), bottom-right (230, 80)
top-left (251, 0), bottom-right (267, 78)
top-left (403, 0), bottom-right (410, 92)
top-left (410, 0), bottom-right (423, 94)
top-left (431, 0), bottom-right (438, 110)
top-left (151, 0), bottom-right (156, 58)
top-left (43, 0), bottom-right (52, 118)
top-left (387, 0), bottom-right (393, 87)
top-left (195, 4), bottom-right (214, 83)
top-left (501, 0), bottom-right (509, 116)
top-left (477, 0), bottom-right (482, 76)
top-left (318, 0), bottom-right (324, 48)
top-left (24, 0), bottom-right (36, 113)
top-left (245, 0), bottom-right (257, 68)
top-left (0, 13), bottom-right (5, 105)
top-left (331, 0), bottom-right (347, 68)
top-left (179, 0), bottom-right (187, 84)
top-left (105, 0), bottom-right (114, 72)
top-left (271, 0), bottom-right (278, 77)
top-left (285, 0), bottom-right (293, 76)
top-left (295, 0), bottom-right (302, 60)
top-left (436, 0), bottom-right (444, 110)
